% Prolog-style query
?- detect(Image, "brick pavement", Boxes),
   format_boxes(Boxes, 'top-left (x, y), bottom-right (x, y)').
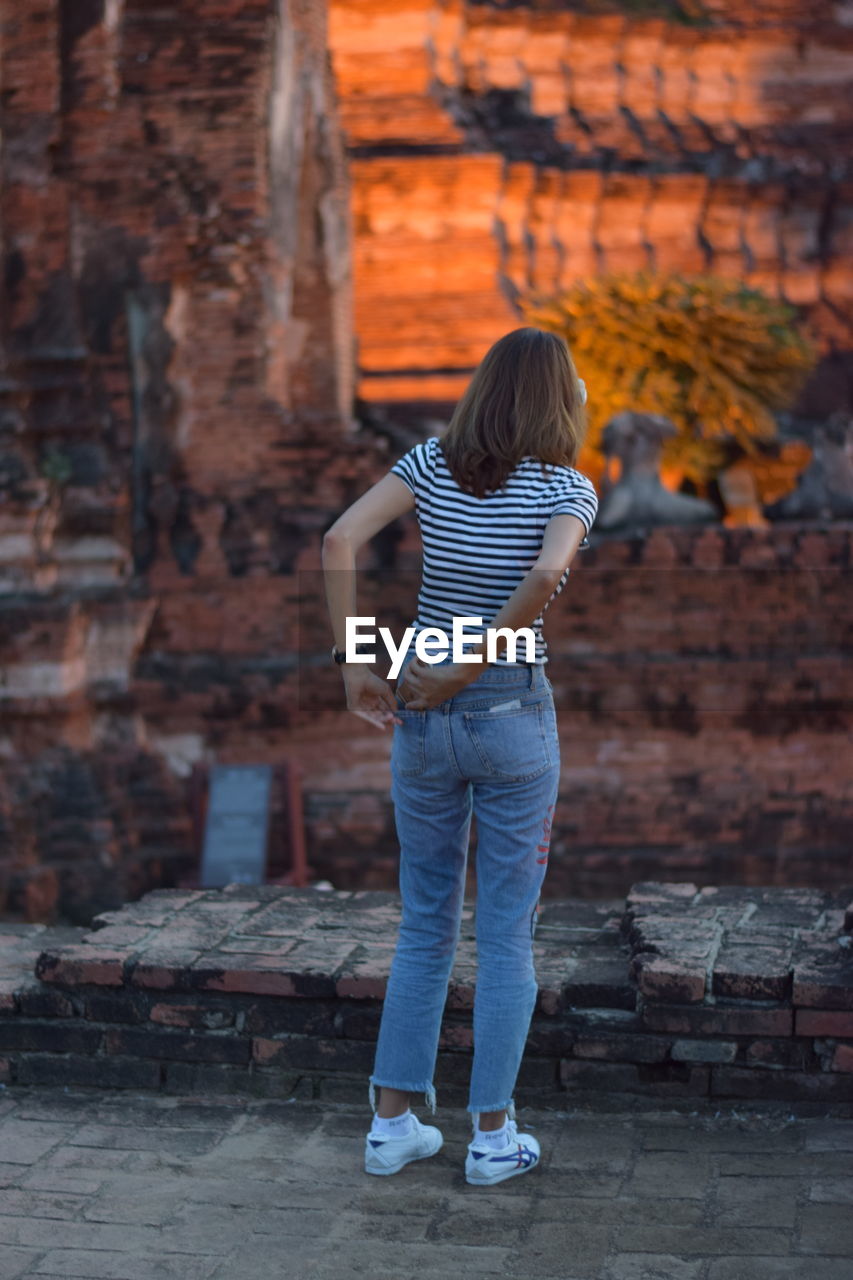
top-left (0, 1084), bottom-right (851, 1279)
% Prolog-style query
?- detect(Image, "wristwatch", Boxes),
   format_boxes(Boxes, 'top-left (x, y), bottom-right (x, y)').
top-left (331, 644), bottom-right (348, 665)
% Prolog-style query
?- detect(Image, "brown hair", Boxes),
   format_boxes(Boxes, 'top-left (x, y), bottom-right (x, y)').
top-left (439, 327), bottom-right (587, 498)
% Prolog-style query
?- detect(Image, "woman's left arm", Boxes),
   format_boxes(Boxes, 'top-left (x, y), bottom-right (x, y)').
top-left (322, 472), bottom-right (416, 731)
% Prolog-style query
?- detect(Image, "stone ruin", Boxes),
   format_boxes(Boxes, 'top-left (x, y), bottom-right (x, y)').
top-left (1, 0), bottom-right (851, 922)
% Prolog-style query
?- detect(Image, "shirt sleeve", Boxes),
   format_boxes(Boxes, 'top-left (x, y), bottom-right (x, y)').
top-left (549, 470), bottom-right (599, 547)
top-left (389, 438), bottom-right (436, 499)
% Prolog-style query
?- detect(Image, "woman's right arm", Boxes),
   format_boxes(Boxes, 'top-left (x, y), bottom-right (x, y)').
top-left (397, 512), bottom-right (589, 707)
top-left (471, 512), bottom-right (590, 662)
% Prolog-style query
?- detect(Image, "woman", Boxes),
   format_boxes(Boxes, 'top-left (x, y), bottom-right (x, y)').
top-left (322, 327), bottom-right (598, 1185)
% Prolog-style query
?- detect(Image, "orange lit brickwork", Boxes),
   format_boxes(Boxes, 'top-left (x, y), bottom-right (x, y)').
top-left (329, 0), bottom-right (853, 406)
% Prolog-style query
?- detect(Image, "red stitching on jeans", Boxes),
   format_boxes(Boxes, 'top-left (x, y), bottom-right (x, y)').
top-left (535, 803), bottom-right (555, 864)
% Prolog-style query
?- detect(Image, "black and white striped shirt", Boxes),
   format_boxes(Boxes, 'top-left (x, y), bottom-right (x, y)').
top-left (390, 436), bottom-right (599, 664)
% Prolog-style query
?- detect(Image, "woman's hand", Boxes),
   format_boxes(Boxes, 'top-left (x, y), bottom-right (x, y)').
top-left (342, 667), bottom-right (403, 730)
top-left (396, 656), bottom-right (477, 710)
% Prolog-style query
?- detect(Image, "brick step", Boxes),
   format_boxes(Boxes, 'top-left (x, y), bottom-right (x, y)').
top-left (1, 881), bottom-right (851, 1103)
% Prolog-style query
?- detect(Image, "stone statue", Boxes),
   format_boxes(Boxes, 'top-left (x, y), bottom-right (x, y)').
top-left (764, 413), bottom-right (853, 520)
top-left (595, 412), bottom-right (717, 531)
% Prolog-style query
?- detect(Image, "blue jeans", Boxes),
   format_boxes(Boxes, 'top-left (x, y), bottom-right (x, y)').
top-left (368, 652), bottom-right (561, 1130)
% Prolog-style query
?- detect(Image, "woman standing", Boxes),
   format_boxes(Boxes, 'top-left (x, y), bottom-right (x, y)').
top-left (322, 328), bottom-right (598, 1185)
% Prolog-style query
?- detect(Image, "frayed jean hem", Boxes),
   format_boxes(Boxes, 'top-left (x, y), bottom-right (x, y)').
top-left (369, 1077), bottom-right (437, 1116)
top-left (467, 1098), bottom-right (516, 1134)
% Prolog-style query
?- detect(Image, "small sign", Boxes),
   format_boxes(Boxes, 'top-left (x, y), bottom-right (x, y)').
top-left (200, 765), bottom-right (272, 888)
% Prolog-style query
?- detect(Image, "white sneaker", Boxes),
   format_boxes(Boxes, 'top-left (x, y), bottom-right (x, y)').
top-left (465, 1119), bottom-right (541, 1186)
top-left (364, 1114), bottom-right (444, 1176)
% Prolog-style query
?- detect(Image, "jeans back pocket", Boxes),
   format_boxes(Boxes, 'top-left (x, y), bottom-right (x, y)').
top-left (462, 699), bottom-right (553, 782)
top-left (390, 707), bottom-right (427, 777)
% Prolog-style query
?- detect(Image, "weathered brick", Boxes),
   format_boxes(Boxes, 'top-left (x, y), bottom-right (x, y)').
top-left (624, 882), bottom-right (699, 916)
top-left (103, 1026), bottom-right (251, 1065)
top-left (560, 1058), bottom-right (710, 1097)
top-left (524, 1021), bottom-right (576, 1056)
top-left (91, 891), bottom-right (207, 928)
top-left (745, 1039), bottom-right (814, 1071)
top-left (35, 948), bottom-right (126, 987)
top-left (148, 1003), bottom-right (236, 1031)
top-left (164, 1061), bottom-right (303, 1097)
top-left (0, 1021), bottom-right (103, 1055)
top-left (252, 1034), bottom-right (375, 1074)
top-left (795, 1008), bottom-right (853, 1038)
top-left (712, 947), bottom-right (792, 1001)
top-left (333, 1005), bottom-right (383, 1041)
top-left (446, 980), bottom-right (475, 1010)
top-left (313, 1075), bottom-right (374, 1104)
top-left (16, 988), bottom-right (76, 1019)
top-left (14, 1053), bottom-right (161, 1090)
top-left (128, 954), bottom-right (205, 992)
top-left (189, 957), bottom-right (333, 999)
top-left (244, 998), bottom-right (338, 1038)
top-left (831, 1043), bottom-right (853, 1072)
top-left (711, 1066), bottom-right (853, 1102)
top-left (438, 1024), bottom-right (474, 1050)
top-left (571, 1032), bottom-right (670, 1064)
top-left (426, 1051), bottom-right (475, 1086)
top-left (642, 1003), bottom-right (793, 1038)
top-left (631, 957), bottom-right (707, 1004)
top-left (85, 993), bottom-right (147, 1024)
top-left (562, 949), bottom-right (637, 1009)
top-left (536, 985), bottom-right (561, 1016)
top-left (671, 1038), bottom-right (738, 1064)
top-left (335, 966), bottom-right (388, 1000)
top-left (80, 924), bottom-right (153, 948)
top-left (792, 962), bottom-right (853, 1011)
top-left (515, 1056), bottom-right (561, 1090)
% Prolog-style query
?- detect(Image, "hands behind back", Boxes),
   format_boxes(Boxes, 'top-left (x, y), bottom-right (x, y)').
top-left (342, 666), bottom-right (402, 730)
top-left (396, 655), bottom-right (476, 710)
top-left (342, 654), bottom-right (478, 726)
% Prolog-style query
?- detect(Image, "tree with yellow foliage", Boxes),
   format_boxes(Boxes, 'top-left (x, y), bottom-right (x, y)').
top-left (522, 273), bottom-right (817, 492)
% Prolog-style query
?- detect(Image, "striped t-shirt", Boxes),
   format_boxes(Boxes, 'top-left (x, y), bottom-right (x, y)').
top-left (390, 436), bottom-right (599, 664)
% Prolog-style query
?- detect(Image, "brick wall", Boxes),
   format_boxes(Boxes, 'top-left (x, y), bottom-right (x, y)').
top-left (329, 0), bottom-right (853, 407)
top-left (0, 0), bottom-right (369, 921)
top-left (293, 521), bottom-right (853, 897)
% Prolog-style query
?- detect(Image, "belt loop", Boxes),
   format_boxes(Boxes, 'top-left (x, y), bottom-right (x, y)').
top-left (528, 664), bottom-right (535, 690)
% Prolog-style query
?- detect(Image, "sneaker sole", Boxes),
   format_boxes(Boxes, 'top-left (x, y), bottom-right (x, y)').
top-left (365, 1137), bottom-right (443, 1176)
top-left (465, 1161), bottom-right (538, 1186)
